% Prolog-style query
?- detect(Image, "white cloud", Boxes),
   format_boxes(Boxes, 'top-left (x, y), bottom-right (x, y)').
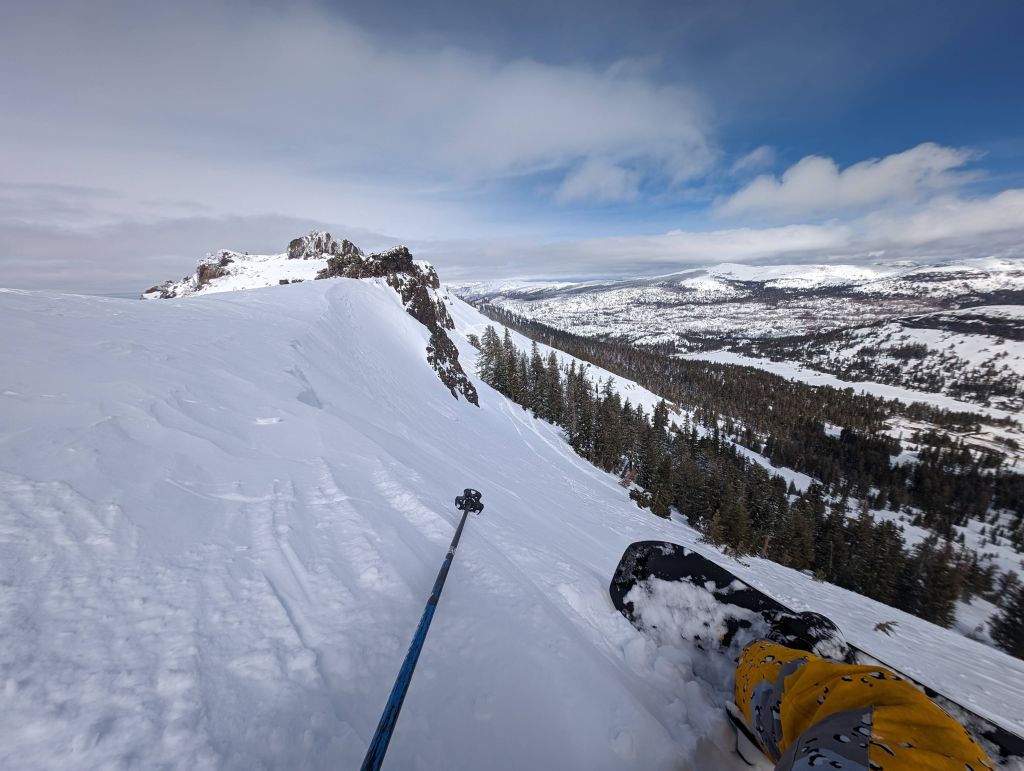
top-left (432, 188), bottom-right (1024, 281)
top-left (866, 189), bottom-right (1024, 246)
top-left (429, 223), bottom-right (853, 280)
top-left (719, 143), bottom-right (976, 218)
top-left (4, 4), bottom-right (1023, 292)
top-left (580, 223), bottom-right (850, 264)
top-left (0, 0), bottom-right (712, 233)
top-left (730, 145), bottom-right (775, 175)
top-left (555, 159), bottom-right (639, 204)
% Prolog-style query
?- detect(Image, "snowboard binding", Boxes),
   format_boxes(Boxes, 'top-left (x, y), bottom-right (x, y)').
top-left (762, 609), bottom-right (850, 662)
top-left (455, 489), bottom-right (484, 515)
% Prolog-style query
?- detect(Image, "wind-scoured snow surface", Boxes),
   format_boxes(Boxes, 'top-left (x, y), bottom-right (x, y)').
top-left (1, 281), bottom-right (1022, 770)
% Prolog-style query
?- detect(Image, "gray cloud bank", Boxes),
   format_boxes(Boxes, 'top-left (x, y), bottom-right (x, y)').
top-left (1, 0), bottom-right (709, 220)
top-left (2, 1), bottom-right (1023, 291)
top-left (3, 187), bottom-right (1020, 293)
top-left (432, 191), bottom-right (1024, 281)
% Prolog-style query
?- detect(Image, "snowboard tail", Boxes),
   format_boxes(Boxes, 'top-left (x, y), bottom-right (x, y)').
top-left (611, 540), bottom-right (846, 659)
top-left (609, 540), bottom-right (1024, 760)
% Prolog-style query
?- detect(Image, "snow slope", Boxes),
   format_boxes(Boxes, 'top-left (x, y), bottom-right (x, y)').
top-left (1, 281), bottom-right (1022, 770)
top-left (142, 249), bottom-right (329, 298)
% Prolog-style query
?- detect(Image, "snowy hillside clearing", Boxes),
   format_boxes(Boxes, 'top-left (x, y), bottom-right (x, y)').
top-left (682, 350), bottom-right (1018, 421)
top-left (1, 281), bottom-right (1022, 769)
top-left (748, 305), bottom-right (1024, 413)
top-left (684, 349), bottom-right (1024, 468)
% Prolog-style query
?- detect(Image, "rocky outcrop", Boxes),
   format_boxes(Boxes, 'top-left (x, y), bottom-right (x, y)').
top-left (142, 281), bottom-right (177, 299)
top-left (316, 244), bottom-right (479, 405)
top-left (287, 231), bottom-right (362, 261)
top-left (143, 251), bottom-right (238, 298)
top-left (198, 252), bottom-right (234, 286)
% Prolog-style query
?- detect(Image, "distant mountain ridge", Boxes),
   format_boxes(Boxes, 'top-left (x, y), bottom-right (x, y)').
top-left (453, 258), bottom-right (1024, 334)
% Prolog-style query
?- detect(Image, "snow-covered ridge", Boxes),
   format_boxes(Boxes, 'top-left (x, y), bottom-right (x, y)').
top-left (453, 257), bottom-right (1024, 302)
top-left (143, 231), bottom-right (478, 404)
top-left (142, 230), bottom-right (441, 300)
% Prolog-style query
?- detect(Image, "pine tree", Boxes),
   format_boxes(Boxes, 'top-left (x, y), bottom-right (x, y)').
top-left (543, 350), bottom-right (563, 424)
top-left (500, 329), bottom-right (517, 394)
top-left (865, 521), bottom-right (904, 605)
top-left (994, 570), bottom-right (1021, 603)
top-left (991, 584), bottom-right (1024, 659)
top-left (847, 503), bottom-right (877, 594)
top-left (922, 540), bottom-right (961, 628)
top-left (594, 380), bottom-right (623, 470)
top-left (528, 341), bottom-right (545, 413)
top-left (650, 455), bottom-right (673, 518)
top-left (652, 399), bottom-right (669, 432)
top-left (514, 350), bottom-right (529, 404)
top-left (898, 536), bottom-right (960, 627)
top-left (770, 498), bottom-right (815, 570)
top-left (477, 326), bottom-right (501, 386)
top-left (705, 486), bottom-right (752, 554)
top-left (562, 361), bottom-right (580, 441)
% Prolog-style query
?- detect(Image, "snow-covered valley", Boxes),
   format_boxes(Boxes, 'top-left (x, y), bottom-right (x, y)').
top-left (454, 258), bottom-right (1024, 411)
top-left (2, 273), bottom-right (1023, 769)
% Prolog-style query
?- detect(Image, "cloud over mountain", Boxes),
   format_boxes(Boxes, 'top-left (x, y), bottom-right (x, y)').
top-left (719, 143), bottom-right (976, 219)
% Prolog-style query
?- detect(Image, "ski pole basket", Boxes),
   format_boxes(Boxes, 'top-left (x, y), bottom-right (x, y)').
top-left (455, 488), bottom-right (484, 514)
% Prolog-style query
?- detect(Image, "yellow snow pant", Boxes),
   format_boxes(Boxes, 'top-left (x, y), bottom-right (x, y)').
top-left (734, 640), bottom-right (993, 771)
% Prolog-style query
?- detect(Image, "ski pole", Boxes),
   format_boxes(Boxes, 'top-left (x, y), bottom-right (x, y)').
top-left (360, 489), bottom-right (484, 771)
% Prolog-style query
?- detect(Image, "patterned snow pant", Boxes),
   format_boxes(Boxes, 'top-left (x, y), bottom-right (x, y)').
top-left (734, 640), bottom-right (993, 771)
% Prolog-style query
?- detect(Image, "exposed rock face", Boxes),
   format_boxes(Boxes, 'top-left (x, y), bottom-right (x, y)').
top-left (143, 281), bottom-right (176, 299)
top-left (316, 244), bottom-right (479, 405)
top-left (197, 254), bottom-right (231, 286)
top-left (317, 244), bottom-right (423, 281)
top-left (144, 251), bottom-right (238, 298)
top-left (287, 231), bottom-right (362, 261)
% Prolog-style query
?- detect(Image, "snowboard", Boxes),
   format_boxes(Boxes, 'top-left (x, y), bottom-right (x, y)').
top-left (609, 540), bottom-right (1024, 761)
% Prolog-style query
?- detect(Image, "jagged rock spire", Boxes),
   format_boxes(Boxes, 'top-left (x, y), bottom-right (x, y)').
top-left (287, 231), bottom-right (363, 261)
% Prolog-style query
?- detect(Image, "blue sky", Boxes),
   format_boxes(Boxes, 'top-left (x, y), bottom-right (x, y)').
top-left (2, 0), bottom-right (1023, 290)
